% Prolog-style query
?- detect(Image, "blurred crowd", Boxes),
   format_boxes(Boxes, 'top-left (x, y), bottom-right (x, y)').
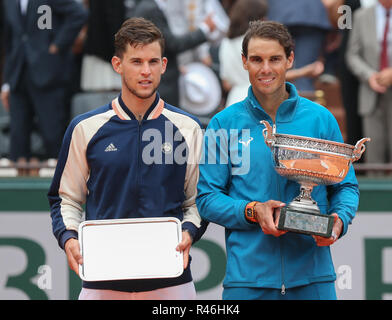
top-left (0, 0), bottom-right (390, 176)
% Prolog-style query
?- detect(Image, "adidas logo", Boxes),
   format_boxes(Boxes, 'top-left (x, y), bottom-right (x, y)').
top-left (104, 143), bottom-right (118, 152)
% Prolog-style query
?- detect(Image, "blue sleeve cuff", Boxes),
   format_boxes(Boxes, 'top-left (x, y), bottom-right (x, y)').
top-left (337, 213), bottom-right (349, 238)
top-left (238, 200), bottom-right (255, 227)
top-left (182, 221), bottom-right (198, 241)
top-left (59, 230), bottom-right (78, 250)
top-left (182, 221), bottom-right (209, 243)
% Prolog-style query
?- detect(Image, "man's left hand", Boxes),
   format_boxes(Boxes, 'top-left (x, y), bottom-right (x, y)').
top-left (312, 213), bottom-right (343, 246)
top-left (49, 44), bottom-right (59, 54)
top-left (376, 68), bottom-right (392, 87)
top-left (176, 231), bottom-right (193, 269)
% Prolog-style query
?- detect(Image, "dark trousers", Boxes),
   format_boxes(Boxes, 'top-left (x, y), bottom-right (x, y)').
top-left (9, 67), bottom-right (67, 161)
top-left (339, 64), bottom-right (363, 147)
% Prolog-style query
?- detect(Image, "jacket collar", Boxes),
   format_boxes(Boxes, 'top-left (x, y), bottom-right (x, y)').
top-left (246, 82), bottom-right (299, 123)
top-left (112, 92), bottom-right (164, 121)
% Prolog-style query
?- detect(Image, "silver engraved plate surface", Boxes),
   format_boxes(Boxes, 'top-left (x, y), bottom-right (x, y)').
top-left (78, 217), bottom-right (184, 281)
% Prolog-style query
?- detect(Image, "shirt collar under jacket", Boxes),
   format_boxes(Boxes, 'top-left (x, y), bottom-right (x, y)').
top-left (117, 92), bottom-right (160, 121)
top-left (246, 81), bottom-right (299, 123)
top-left (19, 0), bottom-right (29, 15)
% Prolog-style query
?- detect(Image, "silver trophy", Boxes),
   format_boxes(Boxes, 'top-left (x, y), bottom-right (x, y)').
top-left (261, 120), bottom-right (370, 238)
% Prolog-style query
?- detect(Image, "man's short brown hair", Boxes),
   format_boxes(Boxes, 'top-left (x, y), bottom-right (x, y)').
top-left (114, 17), bottom-right (165, 58)
top-left (242, 20), bottom-right (294, 58)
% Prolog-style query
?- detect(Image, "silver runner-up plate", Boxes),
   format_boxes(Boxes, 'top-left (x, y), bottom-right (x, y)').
top-left (78, 217), bottom-right (184, 282)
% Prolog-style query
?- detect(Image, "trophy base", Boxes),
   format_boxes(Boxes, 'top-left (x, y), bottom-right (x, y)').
top-left (277, 205), bottom-right (334, 238)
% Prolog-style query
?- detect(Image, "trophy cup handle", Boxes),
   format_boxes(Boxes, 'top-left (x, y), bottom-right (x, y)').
top-left (260, 120), bottom-right (275, 147)
top-left (352, 137), bottom-right (371, 162)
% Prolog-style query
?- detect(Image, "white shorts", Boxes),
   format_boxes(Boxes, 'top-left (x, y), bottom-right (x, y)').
top-left (78, 281), bottom-right (196, 300)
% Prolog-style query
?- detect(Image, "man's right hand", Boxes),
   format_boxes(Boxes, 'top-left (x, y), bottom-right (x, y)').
top-left (204, 14), bottom-right (216, 33)
top-left (1, 90), bottom-right (10, 111)
top-left (64, 238), bottom-right (83, 276)
top-left (376, 68), bottom-right (392, 87)
top-left (368, 73), bottom-right (387, 93)
top-left (254, 200), bottom-right (287, 237)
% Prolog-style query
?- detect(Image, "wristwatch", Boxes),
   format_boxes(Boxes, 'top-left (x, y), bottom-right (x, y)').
top-left (245, 201), bottom-right (258, 223)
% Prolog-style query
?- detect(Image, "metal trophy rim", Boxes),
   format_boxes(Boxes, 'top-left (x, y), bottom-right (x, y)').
top-left (261, 120), bottom-right (370, 162)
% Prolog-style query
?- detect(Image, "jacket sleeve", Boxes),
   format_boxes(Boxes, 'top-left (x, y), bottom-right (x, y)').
top-left (324, 112), bottom-right (360, 237)
top-left (327, 171), bottom-right (359, 237)
top-left (345, 9), bottom-right (375, 83)
top-left (48, 118), bottom-right (90, 249)
top-left (196, 117), bottom-right (253, 230)
top-left (1, 2), bottom-right (12, 85)
top-left (49, 0), bottom-right (88, 53)
top-left (181, 121), bottom-right (209, 242)
top-left (134, 3), bottom-right (207, 55)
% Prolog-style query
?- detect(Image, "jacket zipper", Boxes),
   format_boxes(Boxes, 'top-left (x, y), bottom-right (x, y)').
top-left (273, 122), bottom-right (286, 295)
top-left (137, 115), bottom-right (142, 174)
top-left (280, 238), bottom-right (286, 295)
top-left (137, 115), bottom-right (142, 176)
top-left (136, 115), bottom-right (143, 210)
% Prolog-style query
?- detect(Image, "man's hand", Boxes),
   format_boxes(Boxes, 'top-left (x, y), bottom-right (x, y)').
top-left (1, 90), bottom-right (10, 111)
top-left (176, 231), bottom-right (193, 269)
top-left (376, 68), bottom-right (392, 87)
top-left (302, 60), bottom-right (325, 78)
top-left (368, 73), bottom-right (387, 93)
top-left (64, 238), bottom-right (83, 275)
top-left (312, 213), bottom-right (343, 246)
top-left (254, 200), bottom-right (287, 237)
top-left (49, 43), bottom-right (59, 54)
top-left (203, 14), bottom-right (216, 33)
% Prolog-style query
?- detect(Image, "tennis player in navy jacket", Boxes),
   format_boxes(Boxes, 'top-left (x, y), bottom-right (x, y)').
top-left (48, 17), bottom-right (206, 300)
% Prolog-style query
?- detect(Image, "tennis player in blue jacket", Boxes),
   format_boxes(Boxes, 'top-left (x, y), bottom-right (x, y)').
top-left (196, 20), bottom-right (359, 300)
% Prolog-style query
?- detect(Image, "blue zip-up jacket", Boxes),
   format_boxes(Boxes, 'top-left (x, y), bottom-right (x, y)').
top-left (48, 93), bottom-right (206, 292)
top-left (196, 83), bottom-right (359, 291)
